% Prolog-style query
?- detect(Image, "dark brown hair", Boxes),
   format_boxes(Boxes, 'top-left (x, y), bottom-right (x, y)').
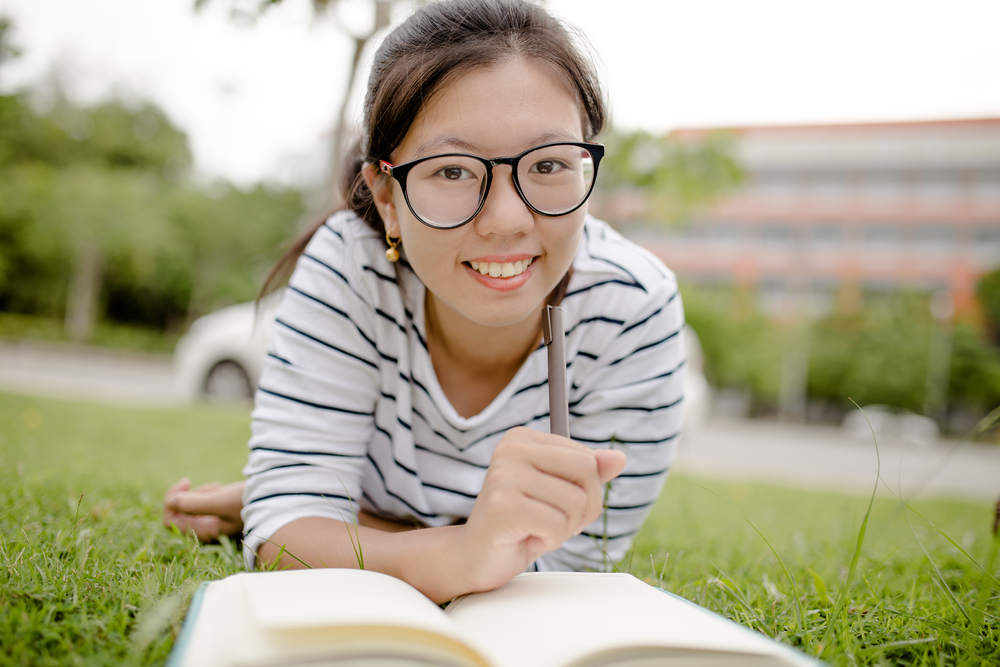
top-left (260, 0), bottom-right (607, 298)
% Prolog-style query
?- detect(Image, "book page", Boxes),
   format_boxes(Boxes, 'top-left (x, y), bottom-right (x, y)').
top-left (444, 572), bottom-right (816, 667)
top-left (178, 569), bottom-right (492, 667)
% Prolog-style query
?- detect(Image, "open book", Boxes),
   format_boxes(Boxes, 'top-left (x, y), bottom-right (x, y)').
top-left (167, 569), bottom-right (819, 667)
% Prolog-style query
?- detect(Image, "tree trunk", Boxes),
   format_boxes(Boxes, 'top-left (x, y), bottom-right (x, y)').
top-left (324, 0), bottom-right (394, 208)
top-left (65, 244), bottom-right (102, 342)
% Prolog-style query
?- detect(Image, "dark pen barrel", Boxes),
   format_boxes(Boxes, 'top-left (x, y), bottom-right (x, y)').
top-left (543, 305), bottom-right (570, 438)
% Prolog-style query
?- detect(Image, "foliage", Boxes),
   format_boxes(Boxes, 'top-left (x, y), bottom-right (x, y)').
top-left (0, 15), bottom-right (21, 88)
top-left (0, 312), bottom-right (179, 354)
top-left (0, 88), bottom-right (306, 336)
top-left (2, 390), bottom-right (997, 665)
top-left (597, 129), bottom-right (743, 225)
top-left (681, 284), bottom-right (783, 411)
top-left (978, 266), bottom-right (1000, 345)
top-left (682, 284), bottom-right (1000, 424)
top-left (807, 296), bottom-right (935, 413)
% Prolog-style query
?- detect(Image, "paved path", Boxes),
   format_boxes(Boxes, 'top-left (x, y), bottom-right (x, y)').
top-left (676, 419), bottom-right (1000, 502)
top-left (2, 340), bottom-right (998, 502)
top-left (0, 340), bottom-right (183, 406)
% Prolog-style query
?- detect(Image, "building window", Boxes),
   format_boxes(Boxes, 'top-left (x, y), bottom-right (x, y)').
top-left (809, 171), bottom-right (849, 199)
top-left (918, 170), bottom-right (963, 200)
top-left (757, 276), bottom-right (788, 315)
top-left (975, 225), bottom-right (1000, 260)
top-left (915, 224), bottom-right (956, 251)
top-left (759, 224), bottom-right (791, 244)
top-left (711, 222), bottom-right (742, 244)
top-left (863, 224), bottom-right (899, 248)
top-left (861, 171), bottom-right (906, 199)
top-left (809, 223), bottom-right (842, 246)
top-left (807, 279), bottom-right (838, 317)
top-left (972, 170), bottom-right (1000, 200)
top-left (975, 225), bottom-right (1000, 244)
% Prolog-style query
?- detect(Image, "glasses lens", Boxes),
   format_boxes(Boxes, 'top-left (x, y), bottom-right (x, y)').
top-left (517, 144), bottom-right (596, 216)
top-left (404, 155), bottom-right (488, 228)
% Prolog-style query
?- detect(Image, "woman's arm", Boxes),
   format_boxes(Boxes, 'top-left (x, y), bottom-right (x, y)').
top-left (257, 428), bottom-right (624, 604)
top-left (163, 479), bottom-right (414, 543)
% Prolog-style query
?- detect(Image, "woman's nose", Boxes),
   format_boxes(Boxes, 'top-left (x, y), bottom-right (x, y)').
top-left (473, 166), bottom-right (535, 237)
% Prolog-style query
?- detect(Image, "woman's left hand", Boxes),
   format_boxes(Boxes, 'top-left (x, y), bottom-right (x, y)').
top-left (163, 478), bottom-right (245, 543)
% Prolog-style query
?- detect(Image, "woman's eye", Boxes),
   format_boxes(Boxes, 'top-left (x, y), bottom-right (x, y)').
top-left (437, 166), bottom-right (473, 180)
top-left (530, 160), bottom-right (567, 175)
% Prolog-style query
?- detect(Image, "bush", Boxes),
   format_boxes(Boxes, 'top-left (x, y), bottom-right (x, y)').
top-left (682, 284), bottom-right (1000, 431)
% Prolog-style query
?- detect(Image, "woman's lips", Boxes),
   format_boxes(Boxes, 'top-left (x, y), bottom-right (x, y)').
top-left (464, 256), bottom-right (537, 292)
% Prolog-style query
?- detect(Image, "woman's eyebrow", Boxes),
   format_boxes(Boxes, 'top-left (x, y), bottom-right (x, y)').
top-left (415, 131), bottom-right (582, 158)
top-left (415, 136), bottom-right (481, 156)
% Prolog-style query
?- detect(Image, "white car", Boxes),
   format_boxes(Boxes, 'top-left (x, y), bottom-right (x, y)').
top-left (174, 290), bottom-right (711, 431)
top-left (173, 291), bottom-right (282, 402)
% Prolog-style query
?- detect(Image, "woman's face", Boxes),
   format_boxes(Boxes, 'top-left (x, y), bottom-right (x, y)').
top-left (370, 57), bottom-right (588, 331)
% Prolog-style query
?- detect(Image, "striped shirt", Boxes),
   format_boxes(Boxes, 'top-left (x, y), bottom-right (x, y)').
top-left (241, 210), bottom-right (686, 572)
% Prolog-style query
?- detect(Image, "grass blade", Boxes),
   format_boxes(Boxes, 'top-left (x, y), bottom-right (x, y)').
top-left (693, 483), bottom-right (804, 631)
top-left (817, 399), bottom-right (881, 657)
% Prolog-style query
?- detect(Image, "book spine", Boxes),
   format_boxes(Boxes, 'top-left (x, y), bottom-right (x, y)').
top-left (165, 581), bottom-right (210, 667)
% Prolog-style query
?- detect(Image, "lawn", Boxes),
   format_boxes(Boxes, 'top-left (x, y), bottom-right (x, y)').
top-left (1, 390), bottom-right (997, 666)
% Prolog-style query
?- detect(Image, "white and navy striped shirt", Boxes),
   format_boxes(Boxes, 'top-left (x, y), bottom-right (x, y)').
top-left (242, 211), bottom-right (686, 572)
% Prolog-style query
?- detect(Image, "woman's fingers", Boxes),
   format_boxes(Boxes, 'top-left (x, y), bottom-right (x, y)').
top-left (478, 428), bottom-right (628, 543)
top-left (522, 446), bottom-right (604, 528)
top-left (595, 449), bottom-right (627, 484)
top-left (165, 481), bottom-right (241, 517)
top-left (495, 430), bottom-right (623, 531)
top-left (163, 480), bottom-right (246, 542)
top-left (490, 471), bottom-right (587, 541)
top-left (192, 482), bottom-right (223, 493)
top-left (165, 477), bottom-right (191, 495)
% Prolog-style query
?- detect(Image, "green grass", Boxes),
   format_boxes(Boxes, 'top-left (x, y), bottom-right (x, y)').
top-left (0, 312), bottom-right (180, 355)
top-left (1, 390), bottom-right (998, 665)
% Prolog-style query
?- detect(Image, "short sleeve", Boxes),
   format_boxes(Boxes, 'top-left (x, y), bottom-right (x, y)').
top-left (241, 218), bottom-right (383, 568)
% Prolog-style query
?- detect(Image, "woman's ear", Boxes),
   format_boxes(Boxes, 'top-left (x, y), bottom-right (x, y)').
top-left (363, 163), bottom-right (400, 238)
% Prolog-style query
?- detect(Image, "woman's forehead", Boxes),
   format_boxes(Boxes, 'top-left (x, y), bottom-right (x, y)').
top-left (396, 57), bottom-right (586, 159)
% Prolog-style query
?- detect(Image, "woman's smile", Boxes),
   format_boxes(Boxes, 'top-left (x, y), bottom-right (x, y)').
top-left (464, 255), bottom-right (538, 291)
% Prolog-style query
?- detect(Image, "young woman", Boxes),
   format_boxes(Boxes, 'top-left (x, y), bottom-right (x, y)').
top-left (164, 0), bottom-right (685, 605)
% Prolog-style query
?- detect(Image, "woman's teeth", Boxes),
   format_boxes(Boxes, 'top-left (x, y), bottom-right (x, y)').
top-left (469, 258), bottom-right (533, 278)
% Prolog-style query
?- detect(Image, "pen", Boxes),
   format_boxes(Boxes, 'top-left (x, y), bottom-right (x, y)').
top-left (542, 305), bottom-right (569, 438)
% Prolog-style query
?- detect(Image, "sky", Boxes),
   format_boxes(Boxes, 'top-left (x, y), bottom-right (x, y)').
top-left (1, 0), bottom-right (999, 187)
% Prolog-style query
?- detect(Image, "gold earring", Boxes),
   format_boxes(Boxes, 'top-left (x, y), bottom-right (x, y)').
top-left (385, 232), bottom-right (400, 262)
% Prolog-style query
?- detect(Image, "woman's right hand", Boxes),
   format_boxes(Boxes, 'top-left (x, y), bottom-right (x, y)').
top-left (454, 427), bottom-right (626, 593)
top-left (163, 478), bottom-right (246, 543)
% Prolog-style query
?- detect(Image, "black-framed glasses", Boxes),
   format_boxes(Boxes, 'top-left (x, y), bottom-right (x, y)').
top-left (378, 141), bottom-right (604, 230)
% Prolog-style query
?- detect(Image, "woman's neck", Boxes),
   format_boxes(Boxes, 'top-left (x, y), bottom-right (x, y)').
top-left (424, 293), bottom-right (542, 419)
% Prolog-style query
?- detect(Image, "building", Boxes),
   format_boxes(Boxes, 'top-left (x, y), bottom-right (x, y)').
top-left (633, 118), bottom-right (1000, 318)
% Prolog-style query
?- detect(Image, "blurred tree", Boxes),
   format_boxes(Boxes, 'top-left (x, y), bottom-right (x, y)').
top-left (682, 284), bottom-right (1000, 428)
top-left (0, 15), bottom-right (20, 88)
top-left (596, 129), bottom-right (743, 225)
top-left (948, 323), bottom-right (1000, 417)
top-left (0, 83), bottom-right (192, 339)
top-left (194, 0), bottom-right (396, 205)
top-left (0, 17), bottom-right (305, 341)
top-left (806, 297), bottom-right (933, 414)
top-left (4, 163), bottom-right (172, 340)
top-left (681, 284), bottom-right (783, 412)
top-left (978, 265), bottom-right (1000, 344)
top-left (166, 184), bottom-right (304, 325)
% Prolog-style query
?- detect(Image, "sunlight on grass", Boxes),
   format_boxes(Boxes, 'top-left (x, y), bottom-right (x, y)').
top-left (1, 390), bottom-right (998, 665)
